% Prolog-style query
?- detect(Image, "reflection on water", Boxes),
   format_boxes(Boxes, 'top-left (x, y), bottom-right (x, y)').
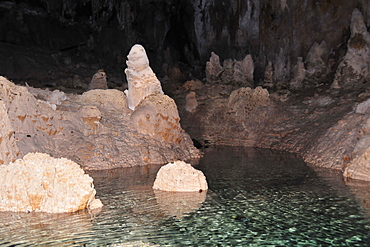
top-left (1, 146), bottom-right (370, 246)
top-left (154, 190), bottom-right (206, 218)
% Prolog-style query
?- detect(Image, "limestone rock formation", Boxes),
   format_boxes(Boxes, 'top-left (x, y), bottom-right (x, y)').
top-left (206, 52), bottom-right (254, 86)
top-left (290, 57), bottom-right (306, 90)
top-left (0, 101), bottom-right (19, 165)
top-left (0, 76), bottom-right (200, 170)
top-left (80, 89), bottom-right (128, 110)
top-left (183, 79), bottom-right (204, 91)
top-left (26, 84), bottom-right (67, 110)
top-left (228, 86), bottom-right (270, 121)
top-left (153, 160), bottom-right (208, 192)
top-left (263, 61), bottom-right (274, 87)
top-left (88, 69), bottom-right (108, 90)
top-left (344, 147), bottom-right (370, 181)
top-left (332, 8), bottom-right (370, 89)
top-left (130, 94), bottom-right (183, 143)
top-left (185, 92), bottom-right (198, 113)
top-left (305, 41), bottom-right (329, 84)
top-left (125, 44), bottom-right (164, 110)
top-left (233, 54), bottom-right (254, 86)
top-left (205, 52), bottom-right (223, 84)
top-left (0, 152), bottom-right (102, 213)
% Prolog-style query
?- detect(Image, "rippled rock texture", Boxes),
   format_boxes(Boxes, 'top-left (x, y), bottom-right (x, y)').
top-left (0, 152), bottom-right (102, 213)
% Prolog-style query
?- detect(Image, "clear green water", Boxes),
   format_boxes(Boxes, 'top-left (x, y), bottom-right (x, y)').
top-left (1, 146), bottom-right (370, 246)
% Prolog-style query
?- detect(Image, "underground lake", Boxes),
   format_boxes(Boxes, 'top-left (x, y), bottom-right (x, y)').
top-left (1, 146), bottom-right (370, 246)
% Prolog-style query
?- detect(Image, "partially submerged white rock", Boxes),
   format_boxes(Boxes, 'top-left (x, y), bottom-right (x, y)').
top-left (0, 152), bottom-right (102, 213)
top-left (124, 44), bottom-right (163, 110)
top-left (153, 160), bottom-right (208, 192)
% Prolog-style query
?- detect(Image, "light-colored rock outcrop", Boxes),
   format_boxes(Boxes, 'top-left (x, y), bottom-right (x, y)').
top-left (130, 94), bottom-right (183, 143)
top-left (80, 89), bottom-right (128, 110)
top-left (153, 160), bottom-right (208, 192)
top-left (332, 8), bottom-right (370, 89)
top-left (124, 44), bottom-right (164, 110)
top-left (0, 152), bottom-right (102, 213)
top-left (26, 84), bottom-right (67, 109)
top-left (0, 75), bottom-right (200, 170)
top-left (0, 101), bottom-right (19, 165)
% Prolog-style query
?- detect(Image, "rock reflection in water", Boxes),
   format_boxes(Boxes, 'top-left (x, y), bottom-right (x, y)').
top-left (0, 210), bottom-right (98, 246)
top-left (2, 147), bottom-right (370, 246)
top-left (154, 190), bottom-right (206, 218)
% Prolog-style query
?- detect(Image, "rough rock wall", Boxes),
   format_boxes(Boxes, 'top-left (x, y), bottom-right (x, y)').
top-left (1, 0), bottom-right (368, 83)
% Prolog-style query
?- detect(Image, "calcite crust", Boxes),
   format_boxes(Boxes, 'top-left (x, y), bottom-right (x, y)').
top-left (0, 152), bottom-right (102, 213)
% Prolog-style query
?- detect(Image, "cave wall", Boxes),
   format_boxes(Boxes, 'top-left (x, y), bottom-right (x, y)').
top-left (0, 0), bottom-right (369, 84)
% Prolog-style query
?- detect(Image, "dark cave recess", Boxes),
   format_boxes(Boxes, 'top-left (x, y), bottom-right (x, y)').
top-left (0, 0), bottom-right (369, 86)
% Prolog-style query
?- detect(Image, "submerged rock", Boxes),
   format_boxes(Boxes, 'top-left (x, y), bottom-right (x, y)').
top-left (153, 160), bottom-right (208, 192)
top-left (0, 152), bottom-right (102, 213)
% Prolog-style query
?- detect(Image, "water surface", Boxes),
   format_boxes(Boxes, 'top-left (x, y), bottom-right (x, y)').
top-left (1, 146), bottom-right (370, 246)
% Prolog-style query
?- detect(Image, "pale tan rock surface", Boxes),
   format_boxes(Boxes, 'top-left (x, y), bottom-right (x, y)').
top-left (130, 94), bottom-right (184, 143)
top-left (80, 89), bottom-right (128, 110)
top-left (0, 152), bottom-right (102, 213)
top-left (124, 44), bottom-right (164, 110)
top-left (0, 101), bottom-right (19, 165)
top-left (0, 76), bottom-right (200, 170)
top-left (153, 161), bottom-right (208, 192)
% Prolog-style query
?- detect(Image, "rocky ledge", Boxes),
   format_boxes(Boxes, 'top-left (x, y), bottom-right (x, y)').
top-left (0, 45), bottom-right (200, 170)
